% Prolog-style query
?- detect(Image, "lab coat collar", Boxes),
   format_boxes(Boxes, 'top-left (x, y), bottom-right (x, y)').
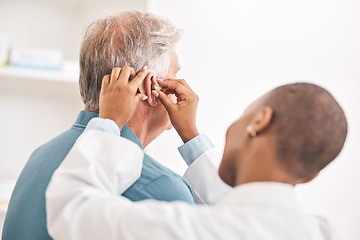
top-left (217, 182), bottom-right (300, 209)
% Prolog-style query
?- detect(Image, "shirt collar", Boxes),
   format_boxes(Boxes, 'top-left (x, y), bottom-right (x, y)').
top-left (120, 125), bottom-right (143, 149)
top-left (73, 110), bottom-right (99, 128)
top-left (73, 110), bottom-right (143, 149)
top-left (218, 182), bottom-right (300, 209)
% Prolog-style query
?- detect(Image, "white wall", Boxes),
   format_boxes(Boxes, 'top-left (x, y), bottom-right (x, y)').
top-left (0, 0), bottom-right (82, 60)
top-left (0, 0), bottom-right (147, 59)
top-left (0, 0), bottom-right (147, 178)
top-left (146, 0), bottom-right (360, 239)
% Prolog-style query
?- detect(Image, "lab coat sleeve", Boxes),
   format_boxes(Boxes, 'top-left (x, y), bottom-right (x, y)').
top-left (46, 129), bottom-right (230, 240)
top-left (183, 147), bottom-right (232, 205)
top-left (86, 117), bottom-right (230, 205)
top-left (178, 134), bottom-right (231, 205)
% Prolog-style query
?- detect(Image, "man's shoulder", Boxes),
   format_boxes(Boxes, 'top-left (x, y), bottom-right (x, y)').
top-left (14, 126), bottom-right (84, 190)
top-left (123, 153), bottom-right (195, 204)
top-left (11, 126), bottom-right (85, 199)
top-left (141, 153), bottom-right (189, 186)
top-left (3, 127), bottom-right (84, 240)
top-left (30, 126), bottom-right (83, 161)
top-left (141, 153), bottom-right (176, 176)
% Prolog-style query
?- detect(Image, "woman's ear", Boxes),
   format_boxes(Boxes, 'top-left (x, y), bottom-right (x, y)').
top-left (248, 107), bottom-right (273, 136)
top-left (300, 172), bottom-right (319, 184)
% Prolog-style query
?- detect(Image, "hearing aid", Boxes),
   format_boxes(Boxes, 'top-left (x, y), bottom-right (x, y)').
top-left (138, 72), bottom-right (162, 107)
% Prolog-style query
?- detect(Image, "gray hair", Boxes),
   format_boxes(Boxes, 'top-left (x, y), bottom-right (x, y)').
top-left (79, 11), bottom-right (183, 111)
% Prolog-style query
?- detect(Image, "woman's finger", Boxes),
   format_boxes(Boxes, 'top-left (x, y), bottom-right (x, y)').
top-left (118, 66), bottom-right (135, 84)
top-left (160, 78), bottom-right (195, 93)
top-left (110, 67), bottom-right (122, 83)
top-left (130, 66), bottom-right (149, 91)
top-left (157, 90), bottom-right (176, 112)
top-left (136, 93), bottom-right (148, 102)
top-left (100, 75), bottom-right (111, 94)
top-left (157, 79), bottom-right (191, 96)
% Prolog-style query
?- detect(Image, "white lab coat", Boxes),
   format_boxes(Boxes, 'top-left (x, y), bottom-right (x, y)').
top-left (46, 130), bottom-right (339, 240)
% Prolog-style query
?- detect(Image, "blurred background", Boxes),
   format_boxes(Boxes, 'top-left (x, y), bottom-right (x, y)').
top-left (0, 0), bottom-right (359, 239)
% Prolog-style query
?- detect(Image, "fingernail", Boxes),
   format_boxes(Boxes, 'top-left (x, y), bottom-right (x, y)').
top-left (142, 96), bottom-right (148, 100)
top-left (152, 90), bottom-right (159, 98)
top-left (157, 78), bottom-right (163, 81)
top-left (143, 65), bottom-right (148, 70)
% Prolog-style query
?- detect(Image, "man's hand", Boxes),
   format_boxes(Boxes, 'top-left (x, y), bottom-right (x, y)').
top-left (156, 79), bottom-right (199, 143)
top-left (99, 66), bottom-right (148, 130)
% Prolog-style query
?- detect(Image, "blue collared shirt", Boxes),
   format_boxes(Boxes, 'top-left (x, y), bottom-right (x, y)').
top-left (2, 111), bottom-right (213, 240)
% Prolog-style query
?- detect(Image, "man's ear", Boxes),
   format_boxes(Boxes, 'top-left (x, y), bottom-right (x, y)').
top-left (144, 72), bottom-right (157, 107)
top-left (249, 107), bottom-right (273, 135)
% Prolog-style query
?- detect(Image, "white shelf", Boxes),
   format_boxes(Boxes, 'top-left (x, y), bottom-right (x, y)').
top-left (0, 66), bottom-right (78, 84)
top-left (0, 179), bottom-right (16, 203)
top-left (0, 179), bottom-right (16, 237)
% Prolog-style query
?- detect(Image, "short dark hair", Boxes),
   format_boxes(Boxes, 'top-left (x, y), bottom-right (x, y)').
top-left (264, 83), bottom-right (347, 180)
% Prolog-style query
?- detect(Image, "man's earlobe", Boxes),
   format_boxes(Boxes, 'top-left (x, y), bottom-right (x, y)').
top-left (144, 72), bottom-right (157, 107)
top-left (250, 107), bottom-right (273, 135)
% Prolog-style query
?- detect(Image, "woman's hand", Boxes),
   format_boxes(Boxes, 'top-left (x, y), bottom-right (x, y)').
top-left (99, 66), bottom-right (148, 130)
top-left (156, 79), bottom-right (199, 143)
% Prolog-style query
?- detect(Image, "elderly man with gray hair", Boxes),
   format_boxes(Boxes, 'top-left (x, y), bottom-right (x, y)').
top-left (3, 11), bottom-right (225, 240)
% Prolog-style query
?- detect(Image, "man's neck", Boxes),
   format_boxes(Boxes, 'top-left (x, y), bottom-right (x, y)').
top-left (127, 120), bottom-right (165, 149)
top-left (84, 107), bottom-right (166, 148)
top-left (84, 108), bottom-right (98, 113)
top-left (126, 108), bottom-right (167, 148)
